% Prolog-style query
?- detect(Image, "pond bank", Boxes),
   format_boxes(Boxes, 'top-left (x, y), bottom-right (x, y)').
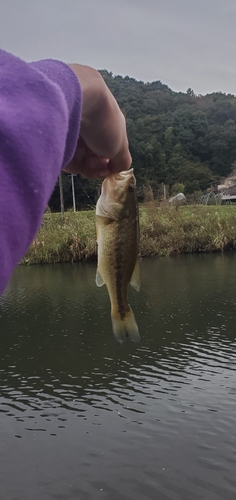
top-left (21, 204), bottom-right (236, 265)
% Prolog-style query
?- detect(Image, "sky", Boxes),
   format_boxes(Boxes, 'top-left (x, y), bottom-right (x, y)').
top-left (1, 0), bottom-right (236, 95)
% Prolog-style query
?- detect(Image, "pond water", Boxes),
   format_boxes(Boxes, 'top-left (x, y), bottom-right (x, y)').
top-left (1, 254), bottom-right (236, 500)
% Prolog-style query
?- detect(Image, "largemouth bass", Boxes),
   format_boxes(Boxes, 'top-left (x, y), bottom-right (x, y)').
top-left (95, 168), bottom-right (140, 343)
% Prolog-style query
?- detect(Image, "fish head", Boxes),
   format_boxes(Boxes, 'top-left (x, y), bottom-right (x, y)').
top-left (96, 169), bottom-right (137, 219)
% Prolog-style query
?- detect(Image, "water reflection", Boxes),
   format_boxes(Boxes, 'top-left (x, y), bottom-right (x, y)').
top-left (1, 254), bottom-right (236, 499)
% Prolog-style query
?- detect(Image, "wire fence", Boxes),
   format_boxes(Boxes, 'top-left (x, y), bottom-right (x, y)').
top-left (198, 192), bottom-right (223, 205)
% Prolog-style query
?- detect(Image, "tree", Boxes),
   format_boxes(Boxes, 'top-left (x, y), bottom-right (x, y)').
top-left (48, 72), bottom-right (236, 211)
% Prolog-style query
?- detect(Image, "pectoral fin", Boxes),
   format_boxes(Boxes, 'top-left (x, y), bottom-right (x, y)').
top-left (130, 258), bottom-right (140, 292)
top-left (96, 268), bottom-right (105, 287)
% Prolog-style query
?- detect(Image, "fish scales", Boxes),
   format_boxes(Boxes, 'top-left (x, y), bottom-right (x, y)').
top-left (95, 169), bottom-right (140, 343)
top-left (100, 217), bottom-right (137, 317)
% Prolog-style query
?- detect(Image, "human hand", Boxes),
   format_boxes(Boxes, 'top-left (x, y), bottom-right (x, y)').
top-left (64, 64), bottom-right (132, 179)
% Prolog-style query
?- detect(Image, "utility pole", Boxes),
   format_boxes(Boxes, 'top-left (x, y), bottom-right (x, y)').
top-left (163, 183), bottom-right (166, 200)
top-left (71, 174), bottom-right (76, 212)
top-left (59, 173), bottom-right (64, 216)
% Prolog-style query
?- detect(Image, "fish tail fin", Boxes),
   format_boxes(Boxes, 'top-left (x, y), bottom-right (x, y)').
top-left (111, 306), bottom-right (140, 344)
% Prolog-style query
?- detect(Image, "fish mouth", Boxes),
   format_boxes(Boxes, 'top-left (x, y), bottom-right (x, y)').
top-left (101, 169), bottom-right (135, 196)
top-left (112, 168), bottom-right (134, 181)
top-left (97, 167), bottom-right (137, 218)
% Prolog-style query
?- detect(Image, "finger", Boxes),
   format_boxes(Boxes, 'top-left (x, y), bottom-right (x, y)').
top-left (107, 149), bottom-right (132, 175)
top-left (83, 156), bottom-right (110, 179)
top-left (64, 145), bottom-right (100, 177)
top-left (64, 137), bottom-right (132, 178)
top-left (67, 155), bottom-right (110, 180)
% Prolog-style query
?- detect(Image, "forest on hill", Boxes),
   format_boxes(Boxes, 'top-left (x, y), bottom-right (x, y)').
top-left (49, 72), bottom-right (236, 211)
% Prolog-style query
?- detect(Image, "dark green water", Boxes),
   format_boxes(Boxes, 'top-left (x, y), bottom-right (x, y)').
top-left (1, 254), bottom-right (236, 500)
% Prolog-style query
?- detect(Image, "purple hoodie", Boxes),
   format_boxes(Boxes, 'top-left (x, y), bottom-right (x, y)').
top-left (0, 50), bottom-right (82, 295)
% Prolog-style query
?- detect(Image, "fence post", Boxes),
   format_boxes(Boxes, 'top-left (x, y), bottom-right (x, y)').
top-left (71, 174), bottom-right (76, 212)
top-left (59, 173), bottom-right (64, 216)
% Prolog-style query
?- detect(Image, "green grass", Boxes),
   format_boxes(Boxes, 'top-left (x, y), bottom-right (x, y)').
top-left (22, 211), bottom-right (97, 265)
top-left (21, 204), bottom-right (236, 265)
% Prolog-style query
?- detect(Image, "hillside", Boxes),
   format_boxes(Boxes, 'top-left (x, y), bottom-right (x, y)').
top-left (49, 72), bottom-right (236, 211)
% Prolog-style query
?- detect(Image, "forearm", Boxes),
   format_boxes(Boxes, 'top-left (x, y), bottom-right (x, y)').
top-left (73, 66), bottom-right (126, 156)
top-left (0, 53), bottom-right (131, 294)
top-left (67, 64), bottom-right (132, 175)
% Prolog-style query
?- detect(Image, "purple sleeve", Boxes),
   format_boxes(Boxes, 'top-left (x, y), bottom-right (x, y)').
top-left (0, 50), bottom-right (82, 295)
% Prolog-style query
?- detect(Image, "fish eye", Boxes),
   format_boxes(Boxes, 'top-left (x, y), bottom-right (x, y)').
top-left (128, 184), bottom-right (135, 192)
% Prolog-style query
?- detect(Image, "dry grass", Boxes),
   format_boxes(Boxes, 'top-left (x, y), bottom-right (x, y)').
top-left (21, 204), bottom-right (236, 264)
top-left (139, 203), bottom-right (236, 256)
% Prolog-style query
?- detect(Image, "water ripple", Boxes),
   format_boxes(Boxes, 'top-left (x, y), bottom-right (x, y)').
top-left (1, 256), bottom-right (236, 499)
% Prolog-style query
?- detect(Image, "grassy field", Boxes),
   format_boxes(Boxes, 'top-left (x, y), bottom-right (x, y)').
top-left (21, 204), bottom-right (236, 265)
